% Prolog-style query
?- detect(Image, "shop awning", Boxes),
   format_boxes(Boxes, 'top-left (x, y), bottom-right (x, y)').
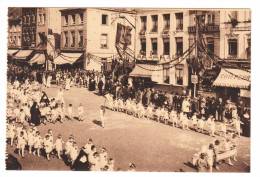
top-left (7, 49), bottom-right (19, 56)
top-left (29, 53), bottom-right (46, 65)
top-left (54, 53), bottom-right (83, 65)
top-left (129, 64), bottom-right (160, 78)
top-left (213, 68), bottom-right (250, 89)
top-left (14, 50), bottom-right (33, 60)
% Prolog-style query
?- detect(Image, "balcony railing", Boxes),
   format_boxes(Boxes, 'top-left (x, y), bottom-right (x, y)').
top-left (188, 24), bottom-right (220, 33)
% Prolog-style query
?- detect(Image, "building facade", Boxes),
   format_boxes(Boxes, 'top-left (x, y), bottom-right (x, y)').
top-left (58, 8), bottom-right (136, 71)
top-left (11, 8), bottom-right (61, 65)
top-left (8, 8), bottom-right (22, 50)
top-left (219, 9), bottom-right (251, 61)
top-left (134, 9), bottom-right (191, 93)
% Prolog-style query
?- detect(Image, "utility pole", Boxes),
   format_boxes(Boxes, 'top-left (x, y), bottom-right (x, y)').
top-left (192, 13), bottom-right (200, 98)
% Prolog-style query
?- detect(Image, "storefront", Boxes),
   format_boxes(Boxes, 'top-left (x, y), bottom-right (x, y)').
top-left (53, 52), bottom-right (84, 69)
top-left (213, 68), bottom-right (250, 103)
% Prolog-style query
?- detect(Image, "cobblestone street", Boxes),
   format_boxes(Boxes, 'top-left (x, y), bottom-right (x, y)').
top-left (6, 86), bottom-right (250, 172)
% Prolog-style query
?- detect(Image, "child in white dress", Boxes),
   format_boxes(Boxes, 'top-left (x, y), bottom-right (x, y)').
top-left (77, 103), bottom-right (84, 121)
top-left (54, 134), bottom-right (64, 159)
top-left (27, 128), bottom-right (35, 154)
top-left (17, 131), bottom-right (26, 157)
top-left (67, 104), bottom-right (73, 120)
top-left (191, 113), bottom-right (198, 131)
top-left (70, 142), bottom-right (79, 165)
top-left (100, 106), bottom-right (106, 128)
top-left (169, 109), bottom-right (177, 127)
top-left (7, 121), bottom-right (16, 147)
top-left (198, 117), bottom-right (205, 133)
top-left (44, 134), bottom-right (53, 161)
top-left (33, 131), bottom-right (42, 157)
top-left (107, 158), bottom-right (114, 171)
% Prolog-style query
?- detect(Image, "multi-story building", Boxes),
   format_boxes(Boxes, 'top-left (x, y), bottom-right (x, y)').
top-left (57, 8), bottom-right (136, 71)
top-left (188, 10), bottom-right (221, 68)
top-left (7, 8), bottom-right (22, 57)
top-left (12, 8), bottom-right (61, 66)
top-left (132, 9), bottom-right (190, 93)
top-left (219, 9), bottom-right (251, 62)
top-left (213, 9), bottom-right (251, 102)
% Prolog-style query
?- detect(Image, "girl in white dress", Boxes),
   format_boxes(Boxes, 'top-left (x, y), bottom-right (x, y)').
top-left (46, 75), bottom-right (52, 88)
top-left (65, 136), bottom-right (74, 158)
top-left (17, 131), bottom-right (26, 157)
top-left (42, 74), bottom-right (46, 87)
top-left (70, 142), bottom-right (79, 165)
top-left (67, 104), bottom-right (73, 120)
top-left (56, 88), bottom-right (64, 104)
top-left (198, 117), bottom-right (205, 133)
top-left (33, 131), bottom-right (42, 157)
top-left (54, 134), bottom-right (64, 159)
top-left (207, 116), bottom-right (216, 137)
top-left (169, 109), bottom-right (177, 127)
top-left (44, 134), bottom-right (53, 160)
top-left (7, 121), bottom-right (16, 146)
top-left (27, 128), bottom-right (35, 154)
top-left (182, 113), bottom-right (189, 130)
top-left (100, 106), bottom-right (106, 128)
top-left (107, 158), bottom-right (114, 171)
top-left (65, 77), bottom-right (71, 90)
top-left (191, 113), bottom-right (198, 131)
top-left (233, 117), bottom-right (243, 137)
top-left (77, 103), bottom-right (84, 121)
top-left (99, 148), bottom-right (108, 169)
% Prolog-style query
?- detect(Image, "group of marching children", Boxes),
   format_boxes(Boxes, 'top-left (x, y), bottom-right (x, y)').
top-left (105, 93), bottom-right (242, 138)
top-left (192, 132), bottom-right (239, 172)
top-left (6, 124), bottom-right (115, 171)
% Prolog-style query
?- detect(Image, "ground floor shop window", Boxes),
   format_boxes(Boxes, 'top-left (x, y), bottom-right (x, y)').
top-left (175, 64), bottom-right (184, 85)
top-left (163, 64), bottom-right (170, 84)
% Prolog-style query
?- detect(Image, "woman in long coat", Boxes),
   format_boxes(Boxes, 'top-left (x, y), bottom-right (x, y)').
top-left (30, 102), bottom-right (41, 126)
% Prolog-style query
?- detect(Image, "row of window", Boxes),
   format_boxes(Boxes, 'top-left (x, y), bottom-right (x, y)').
top-left (9, 35), bottom-right (21, 46)
top-left (228, 38), bottom-right (251, 58)
top-left (22, 13), bottom-right (46, 25)
top-left (140, 37), bottom-right (184, 56)
top-left (63, 31), bottom-right (84, 48)
top-left (63, 14), bottom-right (108, 26)
top-left (140, 13), bottom-right (183, 34)
top-left (139, 37), bottom-right (250, 58)
top-left (162, 64), bottom-right (184, 85)
top-left (62, 31), bottom-right (109, 49)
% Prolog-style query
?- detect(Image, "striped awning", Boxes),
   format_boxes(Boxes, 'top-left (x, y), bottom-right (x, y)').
top-left (14, 50), bottom-right (33, 60)
top-left (130, 64), bottom-right (157, 77)
top-left (54, 53), bottom-right (83, 65)
top-left (7, 49), bottom-right (19, 56)
top-left (29, 53), bottom-right (46, 65)
top-left (213, 68), bottom-right (250, 89)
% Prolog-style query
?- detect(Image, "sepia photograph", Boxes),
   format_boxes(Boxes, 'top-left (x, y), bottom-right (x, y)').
top-left (5, 7), bottom-right (251, 172)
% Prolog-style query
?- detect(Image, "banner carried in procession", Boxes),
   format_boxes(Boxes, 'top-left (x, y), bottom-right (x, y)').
top-left (115, 23), bottom-right (132, 50)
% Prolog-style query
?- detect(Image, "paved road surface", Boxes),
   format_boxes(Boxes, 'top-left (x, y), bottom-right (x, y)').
top-left (6, 86), bottom-right (250, 172)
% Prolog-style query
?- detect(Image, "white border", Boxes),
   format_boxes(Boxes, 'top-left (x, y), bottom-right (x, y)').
top-left (0, 1), bottom-right (259, 177)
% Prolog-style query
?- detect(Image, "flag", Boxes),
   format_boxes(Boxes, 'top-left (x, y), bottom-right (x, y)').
top-left (116, 23), bottom-right (132, 50)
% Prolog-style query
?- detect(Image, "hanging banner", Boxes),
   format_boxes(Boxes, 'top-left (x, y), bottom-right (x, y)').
top-left (115, 23), bottom-right (132, 50)
top-left (240, 89), bottom-right (250, 98)
top-left (151, 65), bottom-right (163, 84)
